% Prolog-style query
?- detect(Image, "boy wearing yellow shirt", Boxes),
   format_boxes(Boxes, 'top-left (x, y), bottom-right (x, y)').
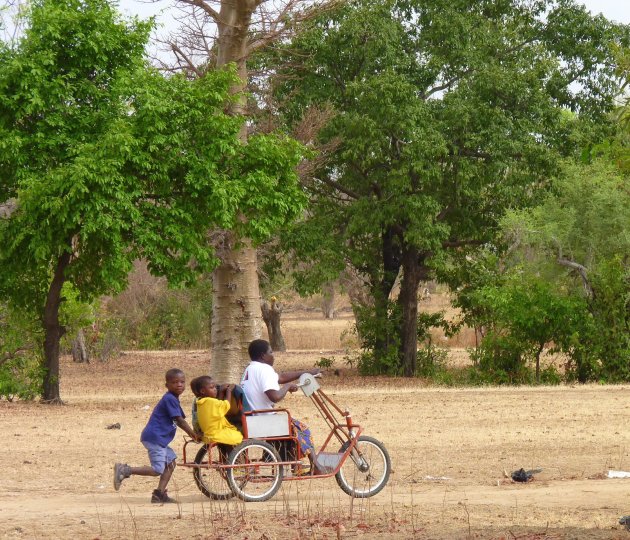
top-left (194, 376), bottom-right (243, 447)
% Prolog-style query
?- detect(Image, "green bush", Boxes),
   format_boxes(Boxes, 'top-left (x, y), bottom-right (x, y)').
top-left (353, 301), bottom-right (402, 375)
top-left (0, 305), bottom-right (43, 400)
top-left (588, 258), bottom-right (630, 382)
top-left (315, 356), bottom-right (336, 370)
top-left (416, 343), bottom-right (449, 378)
top-left (469, 333), bottom-right (532, 384)
top-left (0, 354), bottom-right (44, 401)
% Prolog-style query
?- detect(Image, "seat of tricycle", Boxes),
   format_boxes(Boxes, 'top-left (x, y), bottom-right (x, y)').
top-left (243, 410), bottom-right (291, 438)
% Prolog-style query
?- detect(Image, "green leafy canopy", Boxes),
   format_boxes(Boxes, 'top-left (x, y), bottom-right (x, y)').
top-left (0, 0), bottom-right (307, 316)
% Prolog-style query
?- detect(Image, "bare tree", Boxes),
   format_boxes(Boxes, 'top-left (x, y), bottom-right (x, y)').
top-left (321, 281), bottom-right (335, 319)
top-left (261, 296), bottom-right (286, 351)
top-left (156, 0), bottom-right (340, 383)
top-left (71, 329), bottom-right (89, 364)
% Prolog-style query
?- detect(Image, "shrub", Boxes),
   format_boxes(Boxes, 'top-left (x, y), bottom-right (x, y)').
top-left (416, 344), bottom-right (449, 378)
top-left (0, 305), bottom-right (43, 400)
top-left (0, 354), bottom-right (44, 401)
top-left (315, 356), bottom-right (335, 370)
top-left (102, 263), bottom-right (213, 349)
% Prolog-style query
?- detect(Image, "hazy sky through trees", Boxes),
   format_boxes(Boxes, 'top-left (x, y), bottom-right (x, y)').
top-left (117, 0), bottom-right (629, 37)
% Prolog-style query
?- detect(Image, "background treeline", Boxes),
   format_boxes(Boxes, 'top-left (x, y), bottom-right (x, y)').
top-left (1, 0), bottom-right (629, 400)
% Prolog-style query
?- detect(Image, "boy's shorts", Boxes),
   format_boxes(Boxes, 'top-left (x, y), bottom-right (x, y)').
top-left (142, 440), bottom-right (177, 474)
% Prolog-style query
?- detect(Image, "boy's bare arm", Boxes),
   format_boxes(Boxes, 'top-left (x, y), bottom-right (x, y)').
top-left (224, 384), bottom-right (235, 402)
top-left (175, 416), bottom-right (200, 440)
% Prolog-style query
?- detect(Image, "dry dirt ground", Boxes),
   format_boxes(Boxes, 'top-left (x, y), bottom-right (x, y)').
top-left (4, 349), bottom-right (630, 540)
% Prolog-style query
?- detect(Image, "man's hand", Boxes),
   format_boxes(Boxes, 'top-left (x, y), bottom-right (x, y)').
top-left (287, 384), bottom-right (299, 393)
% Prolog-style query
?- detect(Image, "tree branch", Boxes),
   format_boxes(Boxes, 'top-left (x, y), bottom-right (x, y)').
top-left (175, 0), bottom-right (221, 24)
top-left (557, 257), bottom-right (594, 299)
top-left (553, 240), bottom-right (594, 299)
top-left (312, 176), bottom-right (360, 200)
top-left (0, 348), bottom-right (30, 368)
top-left (442, 239), bottom-right (484, 249)
top-left (170, 42), bottom-right (204, 77)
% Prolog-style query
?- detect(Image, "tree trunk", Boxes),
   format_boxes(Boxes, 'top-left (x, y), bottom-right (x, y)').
top-left (398, 248), bottom-right (429, 377)
top-left (321, 282), bottom-right (335, 319)
top-left (210, 1), bottom-right (260, 383)
top-left (42, 251), bottom-right (71, 403)
top-left (211, 239), bottom-right (262, 383)
top-left (261, 298), bottom-right (286, 352)
top-left (535, 342), bottom-right (544, 383)
top-left (71, 328), bottom-right (89, 364)
top-left (373, 226), bottom-right (402, 361)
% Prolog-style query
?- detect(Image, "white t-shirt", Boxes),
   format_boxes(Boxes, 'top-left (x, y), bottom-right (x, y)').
top-left (240, 361), bottom-right (280, 411)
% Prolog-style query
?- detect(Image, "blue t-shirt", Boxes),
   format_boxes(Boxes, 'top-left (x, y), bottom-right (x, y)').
top-left (140, 391), bottom-right (185, 447)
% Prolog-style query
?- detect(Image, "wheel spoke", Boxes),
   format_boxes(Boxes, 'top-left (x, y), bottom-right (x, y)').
top-left (227, 441), bottom-right (284, 502)
top-left (193, 446), bottom-right (234, 500)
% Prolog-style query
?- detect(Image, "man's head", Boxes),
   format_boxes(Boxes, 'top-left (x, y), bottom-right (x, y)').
top-left (165, 368), bottom-right (186, 396)
top-left (248, 339), bottom-right (274, 366)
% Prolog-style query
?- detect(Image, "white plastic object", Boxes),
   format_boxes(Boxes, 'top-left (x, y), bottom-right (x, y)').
top-left (245, 411), bottom-right (290, 438)
top-left (608, 470), bottom-right (630, 478)
top-left (315, 452), bottom-right (343, 474)
top-left (298, 373), bottom-right (320, 396)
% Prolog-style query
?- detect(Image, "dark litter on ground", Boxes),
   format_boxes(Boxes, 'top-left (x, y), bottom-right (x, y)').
top-left (511, 468), bottom-right (542, 482)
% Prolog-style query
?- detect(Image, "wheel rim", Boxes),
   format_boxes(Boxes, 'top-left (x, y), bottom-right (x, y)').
top-left (338, 440), bottom-right (388, 496)
top-left (228, 443), bottom-right (282, 501)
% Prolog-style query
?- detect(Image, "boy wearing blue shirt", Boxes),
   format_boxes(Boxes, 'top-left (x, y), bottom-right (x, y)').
top-left (113, 368), bottom-right (200, 503)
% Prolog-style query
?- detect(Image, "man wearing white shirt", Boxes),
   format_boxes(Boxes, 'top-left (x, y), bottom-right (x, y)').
top-left (241, 339), bottom-right (321, 474)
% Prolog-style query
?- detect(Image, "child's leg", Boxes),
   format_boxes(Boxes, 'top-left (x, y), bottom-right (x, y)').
top-left (157, 459), bottom-right (176, 492)
top-left (128, 466), bottom-right (159, 477)
top-left (143, 443), bottom-right (177, 490)
top-left (143, 442), bottom-right (178, 503)
top-left (113, 444), bottom-right (176, 493)
top-left (217, 443), bottom-right (232, 462)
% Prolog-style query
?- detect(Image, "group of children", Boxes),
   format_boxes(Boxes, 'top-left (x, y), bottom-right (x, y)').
top-left (113, 369), bottom-right (242, 503)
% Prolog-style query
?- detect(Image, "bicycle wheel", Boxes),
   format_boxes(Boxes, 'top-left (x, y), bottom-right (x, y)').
top-left (193, 445), bottom-right (234, 500)
top-left (226, 440), bottom-right (284, 502)
top-left (335, 436), bottom-right (391, 498)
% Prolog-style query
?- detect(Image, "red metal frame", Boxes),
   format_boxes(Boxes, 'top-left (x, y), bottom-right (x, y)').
top-left (180, 383), bottom-right (364, 484)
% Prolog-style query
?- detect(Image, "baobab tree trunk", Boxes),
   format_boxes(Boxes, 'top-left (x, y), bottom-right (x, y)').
top-left (261, 297), bottom-right (286, 352)
top-left (210, 1), bottom-right (261, 383)
top-left (211, 240), bottom-right (262, 383)
top-left (42, 251), bottom-right (70, 403)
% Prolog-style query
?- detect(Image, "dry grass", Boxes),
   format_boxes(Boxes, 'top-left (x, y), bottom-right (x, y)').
top-left (3, 324), bottom-right (630, 539)
top-left (264, 292), bottom-right (477, 350)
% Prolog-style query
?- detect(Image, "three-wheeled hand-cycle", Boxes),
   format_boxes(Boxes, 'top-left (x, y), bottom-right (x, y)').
top-left (180, 373), bottom-right (391, 502)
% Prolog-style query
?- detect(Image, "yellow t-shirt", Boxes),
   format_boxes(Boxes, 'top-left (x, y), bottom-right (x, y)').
top-left (196, 397), bottom-right (243, 446)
